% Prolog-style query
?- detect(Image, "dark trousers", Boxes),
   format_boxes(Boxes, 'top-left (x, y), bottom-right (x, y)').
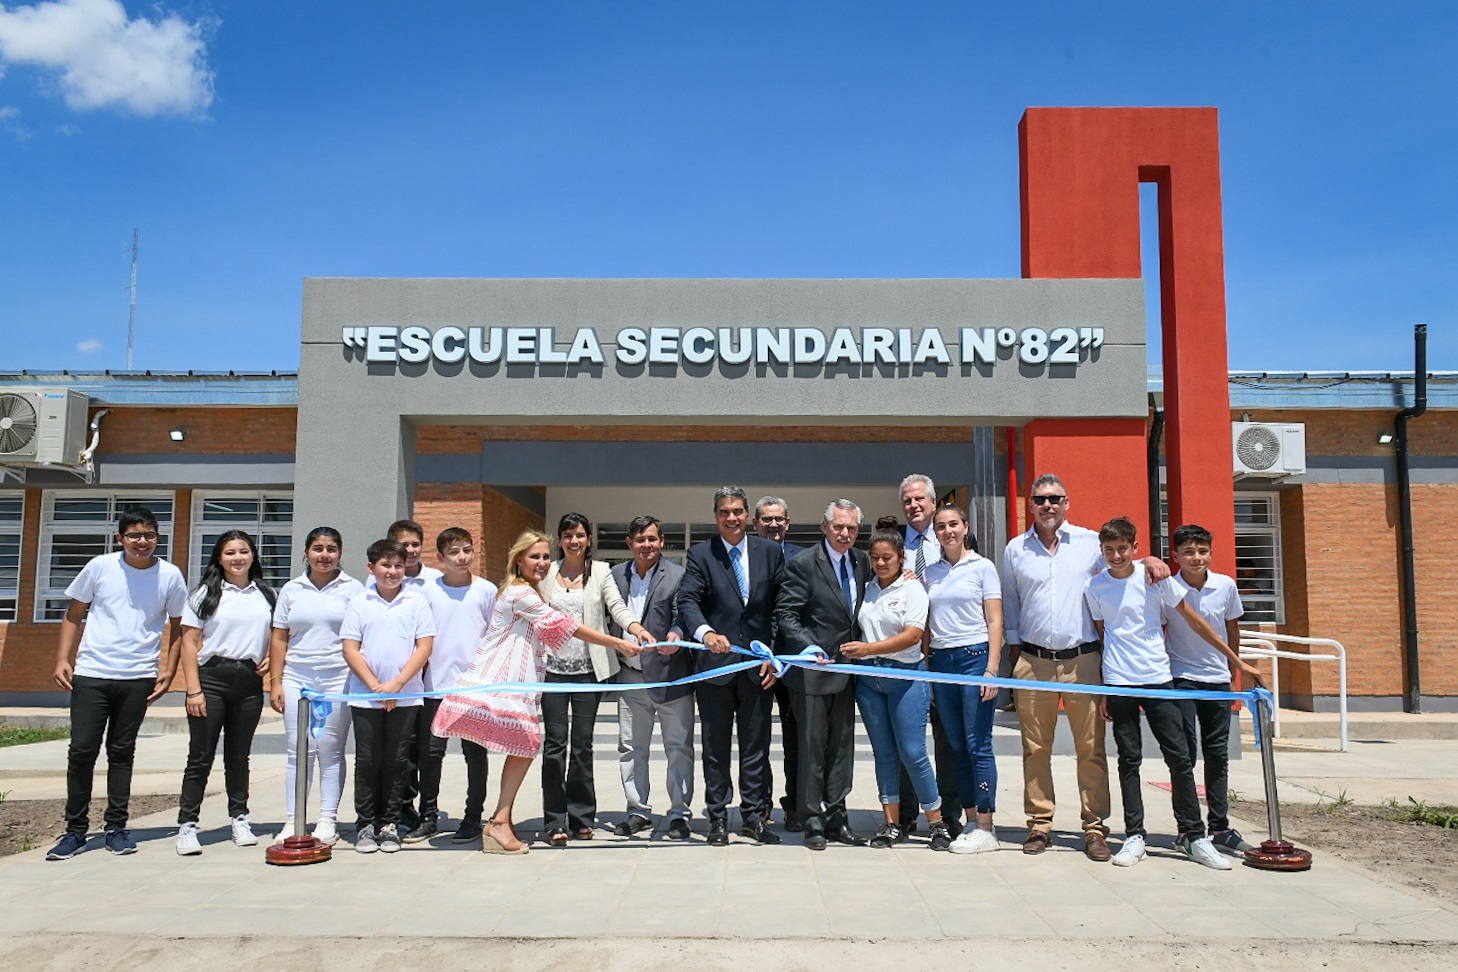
top-left (899, 705), bottom-right (964, 828)
top-left (1175, 677), bottom-right (1233, 832)
top-left (1107, 685), bottom-right (1204, 839)
top-left (696, 669), bottom-right (773, 822)
top-left (352, 706), bottom-right (416, 830)
top-left (178, 658), bottom-right (264, 824)
top-left (541, 671), bottom-right (602, 834)
top-left (771, 680), bottom-right (799, 815)
top-left (414, 696), bottom-right (491, 823)
top-left (65, 675), bottom-right (153, 834)
top-left (791, 685), bottom-right (856, 835)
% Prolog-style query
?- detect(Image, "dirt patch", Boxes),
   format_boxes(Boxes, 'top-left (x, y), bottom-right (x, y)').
top-left (0, 793), bottom-right (178, 856)
top-left (1232, 798), bottom-right (1458, 908)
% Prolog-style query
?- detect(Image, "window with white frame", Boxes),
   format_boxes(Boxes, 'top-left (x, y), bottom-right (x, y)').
top-left (35, 491), bottom-right (175, 621)
top-left (1233, 492), bottom-right (1284, 624)
top-left (0, 492), bottom-right (23, 622)
top-left (190, 492), bottom-right (294, 591)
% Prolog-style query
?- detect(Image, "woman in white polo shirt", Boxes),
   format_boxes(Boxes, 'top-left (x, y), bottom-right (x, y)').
top-left (267, 527), bottom-right (366, 845)
top-left (175, 530), bottom-right (277, 855)
top-left (924, 504), bottom-right (1004, 855)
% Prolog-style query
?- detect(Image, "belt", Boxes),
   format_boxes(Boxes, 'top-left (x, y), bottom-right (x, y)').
top-left (1021, 641), bottom-right (1101, 661)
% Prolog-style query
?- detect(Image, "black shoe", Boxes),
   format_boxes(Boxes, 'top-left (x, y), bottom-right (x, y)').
top-left (827, 826), bottom-right (868, 847)
top-left (946, 819), bottom-right (964, 840)
top-left (707, 818), bottom-right (729, 846)
top-left (614, 813), bottom-right (653, 838)
top-left (667, 818), bottom-right (692, 841)
top-left (452, 819), bottom-right (483, 843)
top-left (783, 809), bottom-right (803, 833)
top-left (928, 820), bottom-right (953, 851)
top-left (741, 818), bottom-right (782, 845)
top-left (869, 823), bottom-right (905, 848)
top-left (404, 816), bottom-right (439, 844)
top-left (804, 832), bottom-right (828, 851)
top-left (398, 806), bottom-right (421, 835)
top-left (898, 818), bottom-right (918, 835)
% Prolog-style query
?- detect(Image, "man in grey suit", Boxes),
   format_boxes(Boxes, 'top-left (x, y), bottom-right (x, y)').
top-left (775, 499), bottom-right (871, 850)
top-left (608, 515), bottom-right (695, 841)
top-left (755, 494), bottom-right (804, 830)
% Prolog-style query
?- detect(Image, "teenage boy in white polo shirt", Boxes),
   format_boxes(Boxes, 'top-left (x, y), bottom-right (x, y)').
top-left (341, 538), bottom-right (435, 854)
top-left (1085, 517), bottom-right (1260, 870)
top-left (48, 507), bottom-right (188, 860)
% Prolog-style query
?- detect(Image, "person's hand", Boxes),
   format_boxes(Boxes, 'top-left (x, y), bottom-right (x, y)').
top-left (1099, 698), bottom-right (1112, 723)
top-left (147, 675), bottom-right (171, 704)
top-left (840, 641), bottom-right (869, 660)
top-left (269, 683), bottom-right (286, 714)
top-left (705, 632), bottom-right (731, 654)
top-left (980, 673), bottom-right (998, 702)
top-left (758, 660), bottom-right (778, 689)
top-left (53, 660), bottom-right (74, 692)
top-left (255, 657), bottom-right (270, 677)
top-left (902, 568), bottom-right (917, 582)
top-left (185, 692), bottom-right (207, 718)
top-left (1142, 557), bottom-right (1172, 583)
top-left (1239, 659), bottom-right (1265, 688)
top-left (616, 638), bottom-right (643, 658)
top-left (659, 631), bottom-right (681, 656)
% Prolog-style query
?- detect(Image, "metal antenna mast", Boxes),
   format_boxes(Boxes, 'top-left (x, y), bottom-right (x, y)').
top-left (125, 228), bottom-right (138, 369)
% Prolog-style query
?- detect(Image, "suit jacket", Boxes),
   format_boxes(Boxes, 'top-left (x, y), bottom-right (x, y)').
top-left (780, 541), bottom-right (807, 559)
top-left (676, 534), bottom-right (785, 685)
top-left (542, 559), bottom-right (637, 682)
top-left (774, 541), bottom-right (870, 696)
top-left (608, 558), bottom-right (693, 703)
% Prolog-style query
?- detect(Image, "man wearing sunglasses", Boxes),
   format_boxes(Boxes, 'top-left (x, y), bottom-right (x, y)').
top-left (1001, 474), bottom-right (1170, 862)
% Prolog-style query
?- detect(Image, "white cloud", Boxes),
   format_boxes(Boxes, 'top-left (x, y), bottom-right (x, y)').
top-left (0, 103), bottom-right (15, 118)
top-left (76, 338), bottom-right (102, 353)
top-left (0, 0), bottom-right (214, 117)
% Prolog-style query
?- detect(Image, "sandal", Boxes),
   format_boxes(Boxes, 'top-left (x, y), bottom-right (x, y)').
top-left (574, 827), bottom-right (594, 841)
top-left (548, 830), bottom-right (570, 847)
top-left (869, 822), bottom-right (905, 849)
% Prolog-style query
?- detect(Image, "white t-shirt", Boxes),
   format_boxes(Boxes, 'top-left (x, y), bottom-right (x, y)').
top-left (272, 571), bottom-right (366, 674)
top-left (857, 574), bottom-right (929, 664)
top-left (924, 552), bottom-right (1002, 650)
top-left (420, 574), bottom-right (498, 692)
top-left (1162, 570), bottom-right (1243, 683)
top-left (367, 564), bottom-right (443, 591)
top-left (340, 588), bottom-right (436, 708)
top-left (1085, 563), bottom-right (1188, 686)
top-left (67, 552), bottom-right (188, 680)
top-left (182, 582), bottom-right (274, 665)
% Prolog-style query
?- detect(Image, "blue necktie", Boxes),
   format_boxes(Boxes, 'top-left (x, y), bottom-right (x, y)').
top-left (729, 544), bottom-right (748, 604)
top-left (839, 555), bottom-right (855, 614)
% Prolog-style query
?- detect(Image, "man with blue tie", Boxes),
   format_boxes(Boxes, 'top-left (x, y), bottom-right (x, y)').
top-left (774, 499), bottom-right (871, 850)
top-left (754, 494), bottom-right (805, 830)
top-left (677, 486), bottom-right (786, 846)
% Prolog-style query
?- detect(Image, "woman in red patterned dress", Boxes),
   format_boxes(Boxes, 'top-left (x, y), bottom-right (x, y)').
top-left (433, 530), bottom-right (638, 854)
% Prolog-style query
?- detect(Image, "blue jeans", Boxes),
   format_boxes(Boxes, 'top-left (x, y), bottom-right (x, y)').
top-left (930, 644), bottom-right (998, 814)
top-left (855, 658), bottom-right (941, 812)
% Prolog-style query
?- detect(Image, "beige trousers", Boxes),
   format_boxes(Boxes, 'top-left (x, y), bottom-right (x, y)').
top-left (1013, 650), bottom-right (1111, 836)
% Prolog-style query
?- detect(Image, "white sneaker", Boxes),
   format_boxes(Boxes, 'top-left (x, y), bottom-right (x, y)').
top-left (312, 819), bottom-right (339, 845)
top-left (948, 828), bottom-right (1001, 855)
top-left (231, 815), bottom-right (258, 846)
top-left (1179, 835), bottom-right (1233, 870)
top-left (273, 819), bottom-right (295, 844)
top-left (1111, 834), bottom-right (1147, 867)
top-left (176, 822), bottom-right (202, 856)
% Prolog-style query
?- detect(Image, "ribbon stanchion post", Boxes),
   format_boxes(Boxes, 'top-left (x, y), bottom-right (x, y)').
top-left (1243, 692), bottom-right (1314, 872)
top-left (265, 693), bottom-right (333, 866)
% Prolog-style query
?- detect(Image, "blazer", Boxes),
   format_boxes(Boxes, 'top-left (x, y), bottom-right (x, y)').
top-left (676, 534), bottom-right (786, 685)
top-left (543, 559), bottom-right (638, 682)
top-left (780, 541), bottom-right (808, 559)
top-left (608, 558), bottom-right (692, 704)
top-left (774, 540), bottom-right (871, 696)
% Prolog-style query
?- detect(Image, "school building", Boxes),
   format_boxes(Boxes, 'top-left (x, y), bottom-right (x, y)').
top-left (0, 107), bottom-right (1451, 712)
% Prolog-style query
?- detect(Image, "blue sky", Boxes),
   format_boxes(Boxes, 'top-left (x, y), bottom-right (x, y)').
top-left (1, 0), bottom-right (1452, 375)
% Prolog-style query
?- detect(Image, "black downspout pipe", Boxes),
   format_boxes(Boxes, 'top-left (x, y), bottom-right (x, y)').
top-left (1396, 324), bottom-right (1428, 714)
top-left (1148, 393), bottom-right (1165, 560)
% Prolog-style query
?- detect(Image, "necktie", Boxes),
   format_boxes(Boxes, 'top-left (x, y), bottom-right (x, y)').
top-left (729, 544), bottom-right (748, 604)
top-left (913, 531), bottom-right (927, 583)
top-left (839, 554), bottom-right (855, 614)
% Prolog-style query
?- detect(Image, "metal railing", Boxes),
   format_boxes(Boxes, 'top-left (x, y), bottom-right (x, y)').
top-left (1239, 631), bottom-right (1348, 752)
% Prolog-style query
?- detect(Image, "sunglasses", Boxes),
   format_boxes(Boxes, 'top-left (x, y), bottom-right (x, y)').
top-left (1030, 495), bottom-right (1066, 506)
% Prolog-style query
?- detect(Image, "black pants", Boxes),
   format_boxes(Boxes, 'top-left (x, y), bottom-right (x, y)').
top-left (899, 704), bottom-right (965, 828)
top-left (415, 697), bottom-right (490, 823)
top-left (1175, 677), bottom-right (1233, 832)
top-left (352, 706), bottom-right (416, 830)
top-left (65, 675), bottom-right (153, 834)
top-left (791, 685), bottom-right (856, 835)
top-left (541, 671), bottom-right (602, 834)
top-left (1107, 685), bottom-right (1204, 839)
top-left (178, 658), bottom-right (265, 824)
top-left (772, 680), bottom-right (799, 815)
top-left (696, 669), bottom-right (773, 823)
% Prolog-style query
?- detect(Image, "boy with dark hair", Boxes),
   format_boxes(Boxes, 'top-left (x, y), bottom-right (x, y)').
top-left (1084, 517), bottom-right (1260, 870)
top-left (384, 519), bottom-right (444, 588)
top-left (341, 538), bottom-right (435, 854)
top-left (48, 507), bottom-right (189, 860)
top-left (1164, 524), bottom-right (1253, 854)
top-left (410, 527), bottom-right (498, 843)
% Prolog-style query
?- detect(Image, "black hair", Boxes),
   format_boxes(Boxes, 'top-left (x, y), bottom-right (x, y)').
top-left (193, 530), bottom-right (277, 622)
top-left (367, 537), bottom-right (408, 564)
top-left (627, 515), bottom-right (662, 539)
top-left (436, 526), bottom-right (473, 553)
top-left (387, 519), bottom-right (425, 543)
top-left (1098, 516), bottom-right (1138, 545)
top-left (869, 516), bottom-right (905, 561)
top-left (1172, 524), bottom-right (1214, 550)
top-left (117, 506), bottom-right (159, 535)
top-left (557, 511), bottom-right (593, 581)
top-left (304, 526), bottom-right (343, 551)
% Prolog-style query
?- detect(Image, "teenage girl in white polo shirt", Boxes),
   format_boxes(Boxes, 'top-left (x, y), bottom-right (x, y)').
top-left (267, 527), bottom-right (366, 845)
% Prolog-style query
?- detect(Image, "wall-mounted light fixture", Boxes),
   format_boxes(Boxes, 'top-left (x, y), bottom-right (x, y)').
top-left (169, 429), bottom-right (186, 442)
top-left (1377, 432), bottom-right (1394, 445)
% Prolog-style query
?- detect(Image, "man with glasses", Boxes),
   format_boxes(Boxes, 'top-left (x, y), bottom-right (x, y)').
top-left (753, 495), bottom-right (803, 829)
top-left (1001, 474), bottom-right (1170, 862)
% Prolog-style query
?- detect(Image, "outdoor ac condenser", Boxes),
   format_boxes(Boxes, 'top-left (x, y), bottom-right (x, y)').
top-left (1231, 421), bottom-right (1306, 478)
top-left (0, 388), bottom-right (90, 466)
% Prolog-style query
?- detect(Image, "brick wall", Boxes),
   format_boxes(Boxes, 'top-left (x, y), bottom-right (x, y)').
top-left (95, 406), bottom-right (296, 454)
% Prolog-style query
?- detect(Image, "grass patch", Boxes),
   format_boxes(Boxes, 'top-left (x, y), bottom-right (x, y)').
top-left (1383, 796), bottom-right (1458, 829)
top-left (0, 726), bottom-right (69, 748)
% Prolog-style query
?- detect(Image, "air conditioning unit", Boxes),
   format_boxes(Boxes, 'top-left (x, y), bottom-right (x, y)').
top-left (0, 389), bottom-right (89, 466)
top-left (1232, 421), bottom-right (1306, 478)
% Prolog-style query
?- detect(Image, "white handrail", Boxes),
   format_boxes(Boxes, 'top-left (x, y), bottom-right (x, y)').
top-left (1239, 631), bottom-right (1348, 752)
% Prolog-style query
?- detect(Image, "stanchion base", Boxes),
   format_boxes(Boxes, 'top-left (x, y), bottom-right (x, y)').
top-left (1243, 839), bottom-right (1312, 871)
top-left (265, 835), bottom-right (333, 866)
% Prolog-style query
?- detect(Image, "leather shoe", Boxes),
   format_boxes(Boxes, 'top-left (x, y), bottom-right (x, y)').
top-left (1084, 832), bottom-right (1112, 862)
top-left (667, 818), bottom-right (692, 841)
top-left (707, 818), bottom-right (729, 846)
top-left (741, 818), bottom-right (782, 845)
top-left (783, 809), bottom-right (803, 833)
top-left (613, 813), bottom-right (653, 838)
top-left (1022, 829), bottom-right (1051, 855)
top-left (827, 826), bottom-right (868, 847)
top-left (804, 832), bottom-right (828, 851)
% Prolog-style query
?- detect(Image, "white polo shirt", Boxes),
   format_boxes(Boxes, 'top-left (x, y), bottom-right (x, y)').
top-left (340, 587), bottom-right (436, 708)
top-left (182, 581), bottom-right (274, 665)
top-left (420, 575), bottom-right (498, 692)
top-left (1001, 523), bottom-right (1105, 650)
top-left (1162, 570), bottom-right (1244, 683)
top-left (1085, 563), bottom-right (1188, 687)
top-left (857, 574), bottom-right (929, 663)
top-left (924, 552), bottom-right (1002, 650)
top-left (67, 552), bottom-right (188, 680)
top-left (272, 571), bottom-right (366, 674)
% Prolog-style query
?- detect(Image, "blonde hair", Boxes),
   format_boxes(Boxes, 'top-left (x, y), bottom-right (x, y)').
top-left (504, 529), bottom-right (553, 590)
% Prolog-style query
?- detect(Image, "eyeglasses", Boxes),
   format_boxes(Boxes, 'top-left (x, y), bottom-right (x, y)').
top-left (1030, 495), bottom-right (1066, 506)
top-left (122, 531), bottom-right (159, 541)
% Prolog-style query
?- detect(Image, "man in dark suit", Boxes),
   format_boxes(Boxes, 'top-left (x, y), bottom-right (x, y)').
top-left (775, 498), bottom-right (871, 850)
top-left (607, 515), bottom-right (694, 841)
top-left (754, 494), bottom-right (805, 831)
top-left (677, 486), bottom-right (786, 846)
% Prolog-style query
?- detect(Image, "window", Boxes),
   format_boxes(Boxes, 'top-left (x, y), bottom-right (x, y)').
top-left (0, 492), bottom-right (23, 622)
top-left (190, 492), bottom-right (294, 590)
top-left (35, 491), bottom-right (175, 621)
top-left (1233, 492), bottom-right (1284, 624)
